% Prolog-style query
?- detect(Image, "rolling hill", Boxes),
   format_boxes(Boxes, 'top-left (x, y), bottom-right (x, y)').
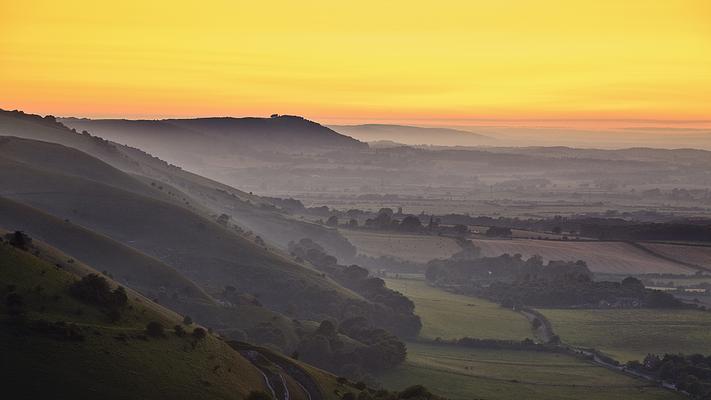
top-left (330, 124), bottom-right (493, 146)
top-left (1, 108), bottom-right (357, 260)
top-left (0, 234), bottom-right (380, 400)
top-left (0, 236), bottom-right (267, 399)
top-left (61, 114), bottom-right (367, 154)
top-left (0, 136), bottom-right (372, 326)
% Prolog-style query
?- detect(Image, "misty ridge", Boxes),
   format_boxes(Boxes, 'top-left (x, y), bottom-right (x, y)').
top-left (2, 107), bottom-right (711, 400)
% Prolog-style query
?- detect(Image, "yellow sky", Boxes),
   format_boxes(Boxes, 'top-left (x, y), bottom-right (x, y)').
top-left (1, 0), bottom-right (710, 125)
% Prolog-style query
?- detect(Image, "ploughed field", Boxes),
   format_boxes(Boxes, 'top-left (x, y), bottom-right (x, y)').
top-left (341, 230), bottom-right (463, 263)
top-left (471, 238), bottom-right (695, 275)
top-left (378, 342), bottom-right (679, 400)
top-left (384, 278), bottom-right (531, 341)
top-left (639, 242), bottom-right (711, 270)
top-left (539, 308), bottom-right (711, 362)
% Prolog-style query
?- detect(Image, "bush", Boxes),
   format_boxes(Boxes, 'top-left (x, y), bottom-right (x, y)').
top-left (192, 327), bottom-right (206, 340)
top-left (145, 321), bottom-right (165, 338)
top-left (7, 231), bottom-right (32, 249)
top-left (183, 315), bottom-right (193, 325)
top-left (174, 325), bottom-right (186, 337)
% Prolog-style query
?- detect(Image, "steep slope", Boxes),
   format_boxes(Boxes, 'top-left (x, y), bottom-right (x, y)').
top-left (0, 135), bottom-right (417, 338)
top-left (1, 109), bottom-right (357, 260)
top-left (0, 238), bottom-right (269, 400)
top-left (0, 235), bottom-right (378, 400)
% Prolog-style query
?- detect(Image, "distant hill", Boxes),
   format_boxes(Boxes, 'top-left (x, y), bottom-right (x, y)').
top-left (61, 114), bottom-right (367, 155)
top-left (330, 124), bottom-right (493, 146)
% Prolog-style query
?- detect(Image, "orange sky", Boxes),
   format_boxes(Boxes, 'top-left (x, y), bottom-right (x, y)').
top-left (1, 0), bottom-right (710, 127)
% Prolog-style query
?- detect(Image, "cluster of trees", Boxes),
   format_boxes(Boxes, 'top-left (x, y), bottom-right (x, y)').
top-left (5, 231), bottom-right (32, 250)
top-left (627, 354), bottom-right (711, 399)
top-left (294, 318), bottom-right (407, 383)
top-left (288, 238), bottom-right (422, 337)
top-left (426, 254), bottom-right (686, 309)
top-left (69, 274), bottom-right (129, 321)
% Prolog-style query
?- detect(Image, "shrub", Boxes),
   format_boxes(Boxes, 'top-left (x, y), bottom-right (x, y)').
top-left (183, 315), bottom-right (193, 325)
top-left (174, 325), bottom-right (186, 337)
top-left (145, 321), bottom-right (165, 338)
top-left (7, 231), bottom-right (32, 249)
top-left (192, 327), bottom-right (207, 340)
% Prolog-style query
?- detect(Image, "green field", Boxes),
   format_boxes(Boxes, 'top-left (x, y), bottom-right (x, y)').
top-left (384, 278), bottom-right (532, 340)
top-left (540, 308), bottom-right (711, 361)
top-left (379, 342), bottom-right (679, 400)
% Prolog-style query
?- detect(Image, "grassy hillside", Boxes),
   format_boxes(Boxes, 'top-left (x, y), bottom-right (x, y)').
top-left (539, 308), bottom-right (711, 362)
top-left (1, 109), bottom-right (357, 259)
top-left (471, 238), bottom-right (695, 274)
top-left (0, 239), bottom-right (270, 400)
top-left (0, 136), bottom-right (368, 322)
top-left (378, 342), bottom-right (678, 400)
top-left (384, 278), bottom-right (531, 341)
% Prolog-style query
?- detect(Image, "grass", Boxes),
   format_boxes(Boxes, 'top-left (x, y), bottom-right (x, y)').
top-left (0, 242), bottom-right (268, 399)
top-left (471, 238), bottom-right (695, 275)
top-left (540, 308), bottom-right (711, 362)
top-left (378, 342), bottom-right (679, 400)
top-left (340, 229), bottom-right (462, 263)
top-left (384, 278), bottom-right (531, 341)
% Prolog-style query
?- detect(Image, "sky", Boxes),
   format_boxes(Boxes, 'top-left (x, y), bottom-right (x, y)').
top-left (1, 0), bottom-right (710, 127)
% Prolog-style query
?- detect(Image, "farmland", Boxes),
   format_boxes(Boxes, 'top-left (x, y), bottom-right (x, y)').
top-left (539, 308), bottom-right (711, 362)
top-left (384, 278), bottom-right (531, 340)
top-left (639, 242), bottom-right (711, 270)
top-left (341, 229), bottom-right (462, 262)
top-left (472, 238), bottom-right (695, 275)
top-left (378, 342), bottom-right (679, 400)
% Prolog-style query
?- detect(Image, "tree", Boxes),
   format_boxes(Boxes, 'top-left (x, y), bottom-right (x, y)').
top-left (145, 321), bottom-right (165, 338)
top-left (69, 274), bottom-right (127, 308)
top-left (183, 315), bottom-right (193, 325)
top-left (400, 215), bottom-right (422, 231)
top-left (7, 231), bottom-right (32, 250)
top-left (348, 218), bottom-right (359, 228)
top-left (316, 320), bottom-right (337, 337)
top-left (453, 224), bottom-right (468, 236)
top-left (485, 226), bottom-right (512, 238)
top-left (192, 327), bottom-right (207, 340)
top-left (326, 215), bottom-right (339, 227)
